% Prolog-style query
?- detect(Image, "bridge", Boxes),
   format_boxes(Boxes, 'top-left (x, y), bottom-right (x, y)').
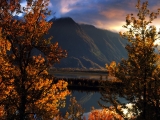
top-left (49, 69), bottom-right (122, 92)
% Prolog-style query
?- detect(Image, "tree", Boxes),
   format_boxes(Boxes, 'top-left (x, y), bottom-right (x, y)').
top-left (0, 0), bottom-right (70, 119)
top-left (100, 0), bottom-right (160, 119)
top-left (59, 97), bottom-right (123, 120)
top-left (88, 107), bottom-right (123, 120)
top-left (63, 97), bottom-right (84, 120)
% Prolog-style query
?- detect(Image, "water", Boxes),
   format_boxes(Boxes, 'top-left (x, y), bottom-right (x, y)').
top-left (50, 70), bottom-right (108, 80)
top-left (51, 71), bottom-right (127, 114)
top-left (60, 91), bottom-right (128, 115)
top-left (60, 91), bottom-right (105, 114)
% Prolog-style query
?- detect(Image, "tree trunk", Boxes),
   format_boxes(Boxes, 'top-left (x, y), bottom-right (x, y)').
top-left (19, 85), bottom-right (26, 120)
top-left (143, 84), bottom-right (146, 120)
top-left (143, 66), bottom-right (147, 119)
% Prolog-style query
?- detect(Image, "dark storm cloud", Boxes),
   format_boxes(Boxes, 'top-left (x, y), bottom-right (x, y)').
top-left (21, 0), bottom-right (160, 31)
top-left (48, 0), bottom-right (139, 31)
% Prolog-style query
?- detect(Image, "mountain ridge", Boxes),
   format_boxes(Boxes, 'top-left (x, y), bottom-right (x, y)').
top-left (48, 17), bottom-right (127, 69)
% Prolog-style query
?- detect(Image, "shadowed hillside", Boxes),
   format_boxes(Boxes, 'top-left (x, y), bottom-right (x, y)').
top-left (47, 17), bottom-right (127, 69)
top-left (80, 24), bottom-right (127, 62)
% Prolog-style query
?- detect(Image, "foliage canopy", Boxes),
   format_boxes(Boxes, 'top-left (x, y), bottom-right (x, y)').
top-left (0, 0), bottom-right (70, 119)
top-left (100, 0), bottom-right (160, 119)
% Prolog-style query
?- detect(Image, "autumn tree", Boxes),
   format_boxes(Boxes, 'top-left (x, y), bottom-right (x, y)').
top-left (100, 0), bottom-right (160, 119)
top-left (87, 107), bottom-right (123, 120)
top-left (0, 0), bottom-right (70, 119)
top-left (63, 97), bottom-right (84, 120)
top-left (59, 97), bottom-right (123, 120)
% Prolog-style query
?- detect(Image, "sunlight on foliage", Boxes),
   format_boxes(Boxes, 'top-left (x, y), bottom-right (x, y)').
top-left (64, 97), bottom-right (84, 120)
top-left (0, 0), bottom-right (69, 119)
top-left (101, 0), bottom-right (160, 119)
top-left (55, 97), bottom-right (124, 120)
top-left (88, 107), bottom-right (123, 120)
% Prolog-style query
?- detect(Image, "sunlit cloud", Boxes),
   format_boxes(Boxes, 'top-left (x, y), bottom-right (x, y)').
top-left (18, 0), bottom-right (160, 33)
top-left (60, 0), bottom-right (80, 14)
top-left (49, 0), bottom-right (138, 31)
top-left (93, 20), bottom-right (126, 32)
top-left (100, 9), bottom-right (126, 20)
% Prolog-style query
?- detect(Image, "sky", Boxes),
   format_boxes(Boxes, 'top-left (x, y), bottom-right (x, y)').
top-left (46, 0), bottom-right (160, 32)
top-left (20, 0), bottom-right (160, 33)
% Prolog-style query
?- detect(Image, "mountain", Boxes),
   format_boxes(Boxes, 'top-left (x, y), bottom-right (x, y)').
top-left (46, 17), bottom-right (128, 114)
top-left (47, 17), bottom-right (127, 69)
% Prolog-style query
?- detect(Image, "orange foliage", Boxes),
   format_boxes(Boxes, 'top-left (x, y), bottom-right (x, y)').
top-left (64, 97), bottom-right (84, 120)
top-left (88, 108), bottom-right (123, 120)
top-left (0, 0), bottom-right (69, 119)
top-left (0, 106), bottom-right (5, 119)
top-left (60, 97), bottom-right (123, 120)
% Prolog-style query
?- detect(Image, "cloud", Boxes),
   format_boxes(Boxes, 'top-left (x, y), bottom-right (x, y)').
top-left (100, 9), bottom-right (126, 20)
top-left (92, 19), bottom-right (125, 32)
top-left (19, 0), bottom-right (160, 32)
top-left (48, 1), bottom-right (53, 7)
top-left (59, 0), bottom-right (80, 14)
top-left (48, 0), bottom-right (139, 31)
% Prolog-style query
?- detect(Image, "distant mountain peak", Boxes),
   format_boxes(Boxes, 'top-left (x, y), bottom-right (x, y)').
top-left (80, 24), bottom-right (96, 29)
top-left (50, 17), bottom-right (76, 25)
top-left (47, 17), bottom-right (127, 69)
